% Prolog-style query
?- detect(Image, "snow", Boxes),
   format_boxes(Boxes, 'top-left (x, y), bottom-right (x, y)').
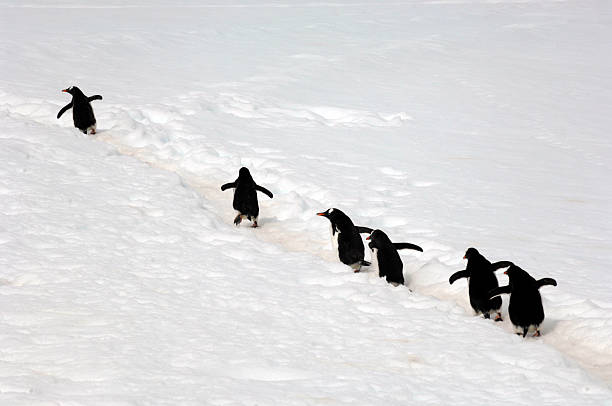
top-left (1, 0), bottom-right (612, 404)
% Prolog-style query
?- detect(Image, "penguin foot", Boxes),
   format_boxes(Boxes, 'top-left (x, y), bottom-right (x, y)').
top-left (90, 129), bottom-right (96, 134)
top-left (233, 215), bottom-right (242, 226)
top-left (483, 313), bottom-right (490, 320)
top-left (494, 313), bottom-right (503, 322)
top-left (533, 330), bottom-right (541, 337)
top-left (251, 221), bottom-right (258, 228)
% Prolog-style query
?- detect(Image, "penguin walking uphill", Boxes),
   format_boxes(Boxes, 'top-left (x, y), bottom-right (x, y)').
top-left (317, 208), bottom-right (373, 272)
top-left (221, 167), bottom-right (273, 228)
top-left (489, 264), bottom-right (557, 337)
top-left (366, 229), bottom-right (423, 286)
top-left (57, 86), bottom-right (103, 134)
top-left (449, 248), bottom-right (512, 321)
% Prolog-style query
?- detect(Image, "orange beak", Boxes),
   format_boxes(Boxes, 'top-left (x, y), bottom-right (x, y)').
top-left (366, 236), bottom-right (371, 240)
top-left (316, 212), bottom-right (326, 216)
top-left (504, 271), bottom-right (508, 275)
top-left (463, 255), bottom-right (466, 259)
top-left (62, 89), bottom-right (68, 92)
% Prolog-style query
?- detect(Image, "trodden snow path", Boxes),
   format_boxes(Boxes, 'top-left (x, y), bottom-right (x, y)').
top-left (2, 0), bottom-right (612, 404)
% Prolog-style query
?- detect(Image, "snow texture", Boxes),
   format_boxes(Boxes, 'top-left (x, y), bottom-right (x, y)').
top-left (1, 0), bottom-right (612, 404)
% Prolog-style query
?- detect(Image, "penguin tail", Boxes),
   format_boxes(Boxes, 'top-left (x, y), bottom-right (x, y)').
top-left (522, 327), bottom-right (528, 338)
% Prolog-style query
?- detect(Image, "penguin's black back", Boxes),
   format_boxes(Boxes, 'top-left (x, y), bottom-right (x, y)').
top-left (506, 266), bottom-right (545, 328)
top-left (337, 226), bottom-right (365, 267)
top-left (369, 230), bottom-right (404, 285)
top-left (465, 249), bottom-right (502, 314)
top-left (69, 87), bottom-right (96, 132)
top-left (325, 209), bottom-right (365, 267)
top-left (232, 168), bottom-right (259, 219)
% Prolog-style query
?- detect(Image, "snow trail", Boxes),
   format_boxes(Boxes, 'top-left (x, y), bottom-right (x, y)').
top-left (2, 102), bottom-right (612, 404)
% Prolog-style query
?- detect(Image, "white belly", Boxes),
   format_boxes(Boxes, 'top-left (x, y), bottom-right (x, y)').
top-left (330, 225), bottom-right (340, 261)
top-left (370, 248), bottom-right (379, 273)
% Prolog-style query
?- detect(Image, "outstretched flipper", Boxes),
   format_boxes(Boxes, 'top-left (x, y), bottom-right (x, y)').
top-left (356, 226), bottom-right (373, 234)
top-left (255, 185), bottom-right (273, 198)
top-left (449, 270), bottom-right (469, 285)
top-left (488, 285), bottom-right (512, 299)
top-left (536, 278), bottom-right (557, 288)
top-left (491, 261), bottom-right (513, 271)
top-left (221, 182), bottom-right (236, 191)
top-left (57, 102), bottom-right (73, 119)
top-left (87, 95), bottom-right (103, 102)
top-left (360, 260), bottom-right (371, 267)
top-left (394, 242), bottom-right (423, 252)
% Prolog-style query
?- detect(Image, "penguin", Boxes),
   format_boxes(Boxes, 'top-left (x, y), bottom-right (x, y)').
top-left (449, 247), bottom-right (512, 321)
top-left (366, 229), bottom-right (423, 286)
top-left (57, 86), bottom-right (103, 134)
top-left (221, 167), bottom-right (273, 228)
top-left (489, 264), bottom-right (557, 337)
top-left (316, 208), bottom-right (372, 272)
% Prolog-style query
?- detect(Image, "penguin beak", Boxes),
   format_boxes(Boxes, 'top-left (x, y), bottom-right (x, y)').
top-left (316, 212), bottom-right (326, 217)
top-left (366, 236), bottom-right (371, 240)
top-left (463, 255), bottom-right (467, 259)
top-left (504, 271), bottom-right (508, 275)
top-left (62, 89), bottom-right (68, 93)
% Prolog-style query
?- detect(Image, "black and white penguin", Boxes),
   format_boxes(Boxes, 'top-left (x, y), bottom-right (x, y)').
top-left (317, 208), bottom-right (372, 272)
top-left (57, 86), bottom-right (103, 134)
top-left (221, 167), bottom-right (273, 228)
top-left (449, 247), bottom-right (512, 321)
top-left (489, 264), bottom-right (557, 337)
top-left (366, 229), bottom-right (423, 286)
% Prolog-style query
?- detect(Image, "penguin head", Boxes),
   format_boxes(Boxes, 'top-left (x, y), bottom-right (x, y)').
top-left (463, 247), bottom-right (480, 260)
top-left (62, 86), bottom-right (84, 97)
top-left (317, 208), bottom-right (335, 220)
top-left (317, 208), bottom-right (350, 227)
top-left (504, 264), bottom-right (534, 286)
top-left (237, 167), bottom-right (254, 183)
top-left (366, 229), bottom-right (391, 250)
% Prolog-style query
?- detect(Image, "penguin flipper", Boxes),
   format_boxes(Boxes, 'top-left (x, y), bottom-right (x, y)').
top-left (449, 270), bottom-right (469, 285)
top-left (491, 261), bottom-right (513, 271)
top-left (221, 182), bottom-right (236, 191)
top-left (255, 185), bottom-right (273, 199)
top-left (537, 278), bottom-right (557, 288)
top-left (87, 95), bottom-right (103, 102)
top-left (488, 285), bottom-right (512, 299)
top-left (360, 260), bottom-right (371, 267)
top-left (394, 242), bottom-right (423, 252)
top-left (356, 226), bottom-right (373, 234)
top-left (57, 102), bottom-right (73, 119)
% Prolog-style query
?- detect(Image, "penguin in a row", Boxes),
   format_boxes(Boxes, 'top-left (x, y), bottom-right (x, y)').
top-left (316, 208), bottom-right (373, 272)
top-left (57, 86), bottom-right (102, 134)
top-left (366, 229), bottom-right (423, 286)
top-left (450, 248), bottom-right (557, 337)
top-left (449, 248), bottom-right (512, 321)
top-left (221, 167), bottom-right (273, 228)
top-left (489, 263), bottom-right (557, 337)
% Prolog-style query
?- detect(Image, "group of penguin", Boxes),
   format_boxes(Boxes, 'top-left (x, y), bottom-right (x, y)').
top-left (313, 207), bottom-right (557, 338)
top-left (58, 86), bottom-right (558, 338)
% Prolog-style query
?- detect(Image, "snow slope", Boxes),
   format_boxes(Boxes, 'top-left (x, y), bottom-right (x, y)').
top-left (1, 0), bottom-right (612, 404)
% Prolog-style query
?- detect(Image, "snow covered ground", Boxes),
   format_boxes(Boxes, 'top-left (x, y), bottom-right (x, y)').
top-left (1, 0), bottom-right (612, 404)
